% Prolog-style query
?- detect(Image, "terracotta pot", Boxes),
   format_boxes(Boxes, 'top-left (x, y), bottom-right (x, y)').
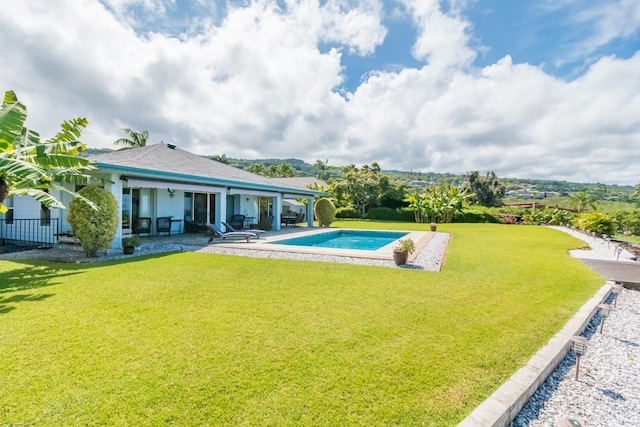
top-left (430, 224), bottom-right (437, 232)
top-left (393, 250), bottom-right (408, 265)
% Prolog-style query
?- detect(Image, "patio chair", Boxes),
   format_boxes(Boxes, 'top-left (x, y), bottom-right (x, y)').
top-left (205, 223), bottom-right (256, 243)
top-left (228, 214), bottom-right (246, 230)
top-left (134, 217), bottom-right (151, 236)
top-left (156, 217), bottom-right (172, 235)
top-left (222, 221), bottom-right (265, 239)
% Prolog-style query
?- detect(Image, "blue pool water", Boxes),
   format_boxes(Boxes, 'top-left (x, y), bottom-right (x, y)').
top-left (274, 230), bottom-right (408, 251)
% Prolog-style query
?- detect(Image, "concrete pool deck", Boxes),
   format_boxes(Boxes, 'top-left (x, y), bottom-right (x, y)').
top-left (215, 227), bottom-right (435, 261)
top-left (0, 226), bottom-right (444, 268)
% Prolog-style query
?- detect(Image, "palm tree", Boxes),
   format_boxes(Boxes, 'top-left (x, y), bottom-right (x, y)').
top-left (313, 159), bottom-right (329, 181)
top-left (211, 154), bottom-right (230, 164)
top-left (114, 128), bottom-right (149, 150)
top-left (631, 183), bottom-right (640, 202)
top-left (568, 191), bottom-right (597, 213)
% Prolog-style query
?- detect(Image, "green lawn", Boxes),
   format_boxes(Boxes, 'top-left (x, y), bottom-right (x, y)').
top-left (0, 223), bottom-right (603, 426)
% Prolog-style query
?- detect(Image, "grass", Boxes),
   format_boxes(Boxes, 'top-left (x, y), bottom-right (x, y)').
top-left (0, 223), bottom-right (603, 426)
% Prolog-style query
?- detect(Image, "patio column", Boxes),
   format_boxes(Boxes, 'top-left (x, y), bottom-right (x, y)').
top-left (105, 173), bottom-right (123, 249)
top-left (215, 191), bottom-right (227, 230)
top-left (306, 197), bottom-right (315, 227)
top-left (273, 194), bottom-right (282, 231)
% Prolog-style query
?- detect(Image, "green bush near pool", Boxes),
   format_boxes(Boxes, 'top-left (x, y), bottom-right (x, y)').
top-left (0, 223), bottom-right (602, 426)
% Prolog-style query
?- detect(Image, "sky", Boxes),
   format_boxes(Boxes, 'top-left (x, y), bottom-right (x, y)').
top-left (1, 0), bottom-right (639, 185)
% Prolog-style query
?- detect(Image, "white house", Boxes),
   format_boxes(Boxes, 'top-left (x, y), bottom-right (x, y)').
top-left (0, 143), bottom-right (322, 250)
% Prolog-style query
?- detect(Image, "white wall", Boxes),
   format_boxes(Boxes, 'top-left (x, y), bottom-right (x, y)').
top-left (238, 195), bottom-right (259, 225)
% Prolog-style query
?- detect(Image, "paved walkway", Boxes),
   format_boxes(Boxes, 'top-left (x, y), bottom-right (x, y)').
top-left (546, 226), bottom-right (640, 286)
top-left (580, 259), bottom-right (640, 285)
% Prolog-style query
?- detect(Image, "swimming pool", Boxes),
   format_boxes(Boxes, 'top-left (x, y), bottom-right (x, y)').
top-left (273, 230), bottom-right (409, 251)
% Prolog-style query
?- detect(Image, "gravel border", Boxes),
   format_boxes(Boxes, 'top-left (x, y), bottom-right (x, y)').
top-left (509, 227), bottom-right (640, 427)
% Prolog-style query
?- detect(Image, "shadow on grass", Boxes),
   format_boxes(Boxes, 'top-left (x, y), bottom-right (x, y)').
top-left (0, 264), bottom-right (72, 315)
top-left (0, 252), bottom-right (179, 314)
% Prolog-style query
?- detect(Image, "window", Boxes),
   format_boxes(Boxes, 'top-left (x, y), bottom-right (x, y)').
top-left (184, 192), bottom-right (193, 221)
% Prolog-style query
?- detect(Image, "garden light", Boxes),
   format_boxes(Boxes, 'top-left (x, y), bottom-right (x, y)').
top-left (571, 336), bottom-right (588, 381)
top-left (598, 304), bottom-right (612, 334)
top-left (612, 283), bottom-right (623, 308)
top-left (555, 416), bottom-right (585, 427)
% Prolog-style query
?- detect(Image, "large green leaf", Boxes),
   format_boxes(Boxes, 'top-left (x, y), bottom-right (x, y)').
top-left (0, 90), bottom-right (96, 211)
top-left (0, 90), bottom-right (26, 152)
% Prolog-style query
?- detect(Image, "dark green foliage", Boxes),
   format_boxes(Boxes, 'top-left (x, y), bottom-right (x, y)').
top-left (67, 185), bottom-right (118, 257)
top-left (464, 171), bottom-right (506, 207)
top-left (398, 208), bottom-right (416, 222)
top-left (612, 209), bottom-right (640, 235)
top-left (366, 207), bottom-right (401, 221)
top-left (453, 210), bottom-right (500, 223)
top-left (335, 206), bottom-right (360, 219)
top-left (314, 197), bottom-right (336, 227)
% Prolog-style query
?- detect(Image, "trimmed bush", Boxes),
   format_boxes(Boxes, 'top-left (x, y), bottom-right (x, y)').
top-left (453, 210), bottom-right (500, 223)
top-left (67, 185), bottom-right (119, 257)
top-left (335, 206), bottom-right (360, 219)
top-left (314, 198), bottom-right (336, 227)
top-left (398, 208), bottom-right (416, 222)
top-left (366, 207), bottom-right (400, 221)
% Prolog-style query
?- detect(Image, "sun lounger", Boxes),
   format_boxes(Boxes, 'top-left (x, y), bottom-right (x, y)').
top-left (222, 221), bottom-right (265, 238)
top-left (205, 223), bottom-right (256, 243)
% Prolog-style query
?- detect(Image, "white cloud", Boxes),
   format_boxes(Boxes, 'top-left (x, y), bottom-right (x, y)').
top-left (400, 0), bottom-right (476, 69)
top-left (1, 0), bottom-right (639, 185)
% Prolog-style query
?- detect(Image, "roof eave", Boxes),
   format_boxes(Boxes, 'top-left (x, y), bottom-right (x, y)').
top-left (95, 163), bottom-right (323, 196)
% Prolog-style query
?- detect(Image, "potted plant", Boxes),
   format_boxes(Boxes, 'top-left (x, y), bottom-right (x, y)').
top-left (430, 222), bottom-right (438, 232)
top-left (393, 238), bottom-right (415, 265)
top-left (122, 236), bottom-right (141, 255)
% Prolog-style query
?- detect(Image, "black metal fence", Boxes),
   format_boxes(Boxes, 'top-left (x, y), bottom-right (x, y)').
top-left (0, 218), bottom-right (59, 253)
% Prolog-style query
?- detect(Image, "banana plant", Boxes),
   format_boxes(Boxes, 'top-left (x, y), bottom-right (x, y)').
top-left (0, 90), bottom-right (96, 213)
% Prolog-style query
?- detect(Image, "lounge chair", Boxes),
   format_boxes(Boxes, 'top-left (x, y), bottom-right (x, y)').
top-left (205, 223), bottom-right (256, 243)
top-left (222, 221), bottom-right (265, 239)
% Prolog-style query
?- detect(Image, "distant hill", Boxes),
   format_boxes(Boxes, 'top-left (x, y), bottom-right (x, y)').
top-left (82, 147), bottom-right (635, 197)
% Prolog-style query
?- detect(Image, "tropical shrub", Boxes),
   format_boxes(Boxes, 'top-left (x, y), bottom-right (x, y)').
top-left (405, 185), bottom-right (471, 223)
top-left (0, 90), bottom-right (95, 214)
top-left (500, 214), bottom-right (522, 224)
top-left (335, 206), bottom-right (360, 219)
top-left (523, 208), bottom-right (575, 226)
top-left (314, 197), bottom-right (336, 227)
top-left (67, 185), bottom-right (118, 257)
top-left (573, 211), bottom-right (616, 236)
top-left (612, 209), bottom-right (640, 236)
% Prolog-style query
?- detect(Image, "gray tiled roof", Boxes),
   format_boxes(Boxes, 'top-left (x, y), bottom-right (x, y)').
top-left (271, 177), bottom-right (328, 190)
top-left (88, 143), bottom-right (319, 195)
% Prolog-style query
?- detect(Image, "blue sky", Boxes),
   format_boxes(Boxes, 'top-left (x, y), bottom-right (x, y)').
top-left (2, 0), bottom-right (640, 184)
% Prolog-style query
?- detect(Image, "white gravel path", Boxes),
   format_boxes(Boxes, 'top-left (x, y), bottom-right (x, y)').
top-left (547, 226), bottom-right (637, 262)
top-left (510, 227), bottom-right (640, 427)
